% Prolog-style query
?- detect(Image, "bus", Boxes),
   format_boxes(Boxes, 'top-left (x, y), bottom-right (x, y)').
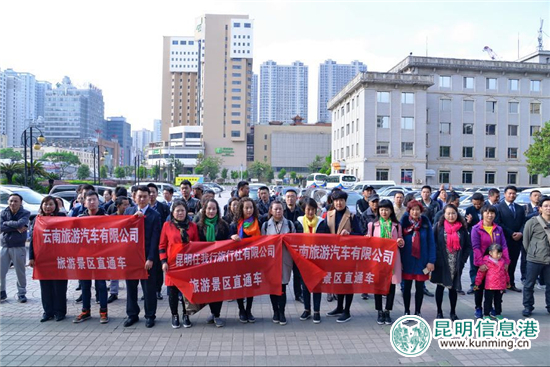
top-left (353, 180), bottom-right (397, 192)
top-left (306, 173), bottom-right (328, 187)
top-left (325, 174), bottom-right (357, 189)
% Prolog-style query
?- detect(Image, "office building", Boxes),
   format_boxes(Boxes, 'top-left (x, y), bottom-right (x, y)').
top-left (104, 116), bottom-right (132, 166)
top-left (153, 119), bottom-right (162, 142)
top-left (251, 73), bottom-right (258, 124)
top-left (318, 60), bottom-right (367, 122)
top-left (0, 69), bottom-right (6, 140)
top-left (35, 80), bottom-right (52, 123)
top-left (3, 69), bottom-right (36, 147)
top-left (259, 60), bottom-right (308, 124)
top-left (132, 128), bottom-right (153, 156)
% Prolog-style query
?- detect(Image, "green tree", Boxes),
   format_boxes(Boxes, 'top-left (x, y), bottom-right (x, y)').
top-left (248, 161), bottom-right (273, 181)
top-left (267, 169), bottom-right (274, 182)
top-left (0, 148), bottom-right (23, 162)
top-left (526, 121), bottom-right (550, 176)
top-left (307, 155), bottom-right (324, 173)
top-left (231, 170), bottom-right (239, 180)
top-left (320, 153), bottom-right (332, 175)
top-left (242, 170), bottom-right (248, 179)
top-left (114, 166), bottom-right (125, 179)
top-left (290, 171), bottom-right (297, 183)
top-left (194, 156), bottom-right (223, 181)
top-left (151, 165), bottom-right (160, 180)
top-left (77, 164), bottom-right (91, 180)
top-left (100, 166), bottom-right (108, 179)
top-left (124, 166), bottom-right (134, 177)
top-left (138, 166), bottom-right (148, 179)
top-left (41, 152), bottom-right (81, 179)
top-left (221, 168), bottom-right (228, 180)
top-left (278, 168), bottom-right (287, 180)
top-left (0, 163), bottom-right (23, 184)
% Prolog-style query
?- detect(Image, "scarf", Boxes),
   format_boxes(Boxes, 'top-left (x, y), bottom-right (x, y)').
top-left (303, 215), bottom-right (318, 233)
top-left (444, 220), bottom-right (462, 254)
top-left (238, 216), bottom-right (261, 238)
top-left (172, 217), bottom-right (190, 244)
top-left (404, 216), bottom-right (422, 259)
top-left (379, 217), bottom-right (392, 239)
top-left (204, 215), bottom-right (218, 242)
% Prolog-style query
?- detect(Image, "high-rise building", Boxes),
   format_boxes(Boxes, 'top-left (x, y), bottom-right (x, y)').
top-left (0, 69), bottom-right (6, 140)
top-left (318, 60), bottom-right (367, 122)
top-left (3, 69), bottom-right (36, 147)
top-left (104, 116), bottom-right (132, 166)
top-left (35, 80), bottom-right (52, 124)
top-left (132, 128), bottom-right (153, 156)
top-left (153, 119), bottom-right (162, 142)
top-left (251, 73), bottom-right (258, 124)
top-left (259, 60), bottom-right (308, 124)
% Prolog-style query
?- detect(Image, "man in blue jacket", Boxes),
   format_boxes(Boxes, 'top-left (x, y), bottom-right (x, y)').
top-left (0, 194), bottom-right (30, 303)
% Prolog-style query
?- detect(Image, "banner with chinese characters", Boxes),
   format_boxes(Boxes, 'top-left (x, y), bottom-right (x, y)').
top-left (32, 216), bottom-right (147, 280)
top-left (283, 234), bottom-right (397, 295)
top-left (166, 236), bottom-right (284, 304)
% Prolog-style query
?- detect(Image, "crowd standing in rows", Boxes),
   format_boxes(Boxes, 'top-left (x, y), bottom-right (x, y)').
top-left (1, 180), bottom-right (550, 328)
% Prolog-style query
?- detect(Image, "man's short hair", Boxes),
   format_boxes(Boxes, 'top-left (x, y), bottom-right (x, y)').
top-left (115, 186), bottom-right (128, 197)
top-left (81, 184), bottom-right (95, 192)
top-left (237, 181), bottom-right (249, 191)
top-left (136, 185), bottom-right (150, 194)
top-left (530, 190), bottom-right (541, 197)
top-left (180, 180), bottom-right (192, 188)
top-left (504, 185), bottom-right (518, 194)
top-left (285, 188), bottom-right (298, 195)
top-left (163, 187), bottom-right (174, 195)
top-left (130, 185), bottom-right (138, 193)
top-left (147, 183), bottom-right (158, 192)
top-left (104, 188), bottom-right (113, 195)
top-left (258, 186), bottom-right (269, 192)
top-left (471, 193), bottom-right (484, 201)
top-left (539, 195), bottom-right (550, 207)
top-left (204, 189), bottom-right (215, 196)
top-left (115, 196), bottom-right (129, 207)
top-left (8, 193), bottom-right (23, 202)
top-left (394, 191), bottom-right (404, 197)
top-left (488, 188), bottom-right (500, 197)
top-left (446, 192), bottom-right (460, 204)
top-left (85, 190), bottom-right (99, 199)
top-left (421, 185), bottom-right (432, 192)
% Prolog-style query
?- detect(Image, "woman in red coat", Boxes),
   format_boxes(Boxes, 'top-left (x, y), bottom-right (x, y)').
top-left (160, 200), bottom-right (199, 329)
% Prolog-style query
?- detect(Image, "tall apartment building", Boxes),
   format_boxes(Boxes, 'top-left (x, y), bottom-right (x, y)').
top-left (132, 128), bottom-right (153, 156)
top-left (104, 116), bottom-right (132, 166)
top-left (329, 50), bottom-right (550, 186)
top-left (318, 60), bottom-right (367, 122)
top-left (35, 80), bottom-right (52, 123)
top-left (0, 69), bottom-right (6, 140)
top-left (259, 60), bottom-right (308, 124)
top-left (153, 119), bottom-right (162, 142)
top-left (3, 69), bottom-right (36, 147)
top-left (251, 73), bottom-right (259, 124)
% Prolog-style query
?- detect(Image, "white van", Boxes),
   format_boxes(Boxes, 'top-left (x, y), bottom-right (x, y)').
top-left (353, 180), bottom-right (397, 192)
top-left (325, 174), bottom-right (357, 189)
top-left (306, 173), bottom-right (328, 187)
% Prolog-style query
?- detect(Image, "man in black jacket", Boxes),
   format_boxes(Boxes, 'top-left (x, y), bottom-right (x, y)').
top-left (356, 185), bottom-right (374, 216)
top-left (495, 185), bottom-right (526, 292)
top-left (124, 185), bottom-right (162, 328)
top-left (464, 193), bottom-right (485, 294)
top-left (147, 183), bottom-right (170, 300)
top-left (525, 190), bottom-right (542, 219)
top-left (283, 188), bottom-right (305, 303)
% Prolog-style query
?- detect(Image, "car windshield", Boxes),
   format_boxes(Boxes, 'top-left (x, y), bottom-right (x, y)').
top-left (13, 189), bottom-right (44, 205)
top-left (342, 176), bottom-right (356, 182)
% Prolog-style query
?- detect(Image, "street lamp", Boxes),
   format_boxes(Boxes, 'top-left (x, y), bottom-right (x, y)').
top-left (92, 145), bottom-right (109, 185)
top-left (20, 124), bottom-right (46, 187)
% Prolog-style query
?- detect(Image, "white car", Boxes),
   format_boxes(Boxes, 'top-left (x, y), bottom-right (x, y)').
top-left (0, 185), bottom-right (47, 221)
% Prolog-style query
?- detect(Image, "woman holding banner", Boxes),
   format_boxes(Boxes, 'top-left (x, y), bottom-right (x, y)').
top-left (197, 199), bottom-right (230, 328)
top-left (230, 198), bottom-right (261, 323)
top-left (365, 199), bottom-right (404, 325)
top-left (261, 201), bottom-right (296, 326)
top-left (160, 200), bottom-right (199, 329)
top-left (28, 196), bottom-right (68, 322)
top-left (400, 200), bottom-right (436, 319)
top-left (318, 189), bottom-right (362, 323)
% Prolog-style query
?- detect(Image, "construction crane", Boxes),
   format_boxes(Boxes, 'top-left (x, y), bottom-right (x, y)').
top-left (483, 46), bottom-right (500, 60)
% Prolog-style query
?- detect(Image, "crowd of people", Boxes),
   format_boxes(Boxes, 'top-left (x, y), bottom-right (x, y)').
top-left (1, 180), bottom-right (549, 329)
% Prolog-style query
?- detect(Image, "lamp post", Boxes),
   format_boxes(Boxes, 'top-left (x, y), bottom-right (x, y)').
top-left (20, 124), bottom-right (46, 187)
top-left (92, 145), bottom-right (108, 185)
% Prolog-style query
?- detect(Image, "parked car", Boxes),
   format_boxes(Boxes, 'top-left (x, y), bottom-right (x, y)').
top-left (203, 183), bottom-right (224, 193)
top-left (0, 185), bottom-right (46, 221)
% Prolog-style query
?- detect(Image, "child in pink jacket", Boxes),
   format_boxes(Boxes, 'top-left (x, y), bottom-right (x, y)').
top-left (474, 243), bottom-right (510, 320)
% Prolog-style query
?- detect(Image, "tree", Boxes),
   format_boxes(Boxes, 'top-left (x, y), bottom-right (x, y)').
top-left (151, 165), bottom-right (160, 180)
top-left (41, 152), bottom-right (81, 179)
top-left (0, 163), bottom-right (23, 184)
top-left (114, 166), bottom-right (125, 179)
top-left (221, 168), bottom-right (228, 180)
top-left (307, 155), bottom-right (324, 173)
top-left (278, 168), bottom-right (287, 180)
top-left (77, 164), bottom-right (91, 180)
top-left (290, 171), bottom-right (297, 183)
top-left (0, 148), bottom-right (23, 162)
top-left (138, 166), bottom-right (148, 179)
top-left (194, 156), bottom-right (223, 181)
top-left (320, 153), bottom-right (332, 175)
top-left (231, 170), bottom-right (239, 180)
top-left (124, 166), bottom-right (134, 177)
top-left (267, 169), bottom-right (274, 182)
top-left (248, 161), bottom-right (273, 181)
top-left (100, 166), bottom-right (108, 179)
top-left (526, 121), bottom-right (550, 176)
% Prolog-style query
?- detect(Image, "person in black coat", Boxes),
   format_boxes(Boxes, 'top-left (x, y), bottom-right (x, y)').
top-left (464, 193), bottom-right (485, 294)
top-left (123, 185), bottom-right (162, 328)
top-left (147, 183), bottom-right (170, 300)
top-left (495, 185), bottom-right (526, 292)
top-left (282, 188), bottom-right (305, 303)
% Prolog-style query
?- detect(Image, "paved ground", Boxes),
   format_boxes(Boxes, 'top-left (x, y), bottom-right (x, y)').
top-left (1, 191), bottom-right (549, 366)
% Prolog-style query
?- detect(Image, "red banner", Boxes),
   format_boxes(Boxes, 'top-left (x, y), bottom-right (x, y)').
top-left (32, 216), bottom-right (148, 280)
top-left (166, 236), bottom-right (283, 304)
top-left (283, 234), bottom-right (397, 295)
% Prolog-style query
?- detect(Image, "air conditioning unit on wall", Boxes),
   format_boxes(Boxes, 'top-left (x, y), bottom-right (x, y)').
top-left (416, 179), bottom-right (423, 184)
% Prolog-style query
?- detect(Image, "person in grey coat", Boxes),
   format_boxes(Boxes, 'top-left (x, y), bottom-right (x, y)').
top-left (261, 201), bottom-right (296, 326)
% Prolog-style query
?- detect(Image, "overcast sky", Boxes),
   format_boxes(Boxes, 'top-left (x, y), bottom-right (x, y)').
top-left (1, 0), bottom-right (548, 131)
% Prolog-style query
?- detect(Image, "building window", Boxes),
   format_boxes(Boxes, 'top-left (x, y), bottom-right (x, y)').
top-left (376, 169), bottom-right (389, 181)
top-left (346, 102), bottom-right (350, 112)
top-left (244, 23), bottom-right (251, 28)
top-left (463, 146), bottom-right (473, 158)
top-left (486, 78), bottom-right (497, 90)
top-left (509, 79), bottom-right (519, 91)
top-left (231, 120), bottom-right (241, 124)
top-left (530, 103), bottom-right (541, 114)
top-left (231, 104), bottom-right (241, 108)
top-left (377, 92), bottom-right (390, 103)
top-left (463, 123), bottom-right (474, 134)
top-left (464, 100), bottom-right (474, 112)
top-left (531, 80), bottom-right (541, 92)
top-left (231, 131), bottom-right (241, 137)
top-left (439, 146), bottom-right (450, 158)
top-left (351, 121), bottom-right (355, 132)
top-left (508, 101), bottom-right (519, 114)
top-left (508, 148), bottom-right (518, 159)
top-left (463, 77), bottom-right (474, 89)
top-left (264, 145), bottom-right (267, 151)
top-left (440, 122), bottom-right (451, 134)
top-left (440, 99), bottom-right (451, 111)
top-left (439, 171), bottom-right (450, 184)
top-left (346, 124), bottom-right (350, 135)
top-left (401, 117), bottom-right (414, 129)
top-left (401, 92), bottom-right (414, 104)
top-left (485, 171), bottom-right (496, 184)
top-left (234, 22), bottom-right (241, 27)
top-left (485, 147), bottom-right (496, 159)
top-left (264, 134), bottom-right (267, 140)
top-left (507, 172), bottom-right (518, 185)
top-left (486, 101), bottom-right (497, 113)
top-left (530, 174), bottom-right (539, 185)
top-left (377, 116), bottom-right (389, 128)
top-left (486, 124), bottom-right (496, 135)
top-left (462, 171), bottom-right (473, 184)
top-left (401, 142), bottom-right (414, 155)
top-left (376, 142), bottom-right (389, 155)
top-left (439, 76), bottom-right (451, 88)
top-left (401, 169), bottom-right (413, 184)
top-left (531, 126), bottom-right (540, 136)
top-left (508, 125), bottom-right (518, 136)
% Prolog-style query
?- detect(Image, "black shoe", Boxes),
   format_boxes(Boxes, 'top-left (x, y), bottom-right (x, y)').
top-left (0, 291), bottom-right (7, 302)
top-left (436, 312), bottom-right (444, 319)
top-left (457, 290), bottom-right (466, 295)
top-left (326, 308), bottom-right (344, 317)
top-left (182, 315), bottom-right (192, 328)
top-left (145, 318), bottom-right (155, 328)
top-left (522, 308), bottom-right (533, 317)
top-left (313, 312), bottom-right (321, 324)
top-left (140, 295), bottom-right (145, 301)
top-left (403, 312), bottom-right (411, 323)
top-left (75, 285), bottom-right (81, 291)
top-left (336, 312), bottom-right (351, 323)
top-left (239, 310), bottom-right (248, 323)
top-left (509, 285), bottom-right (522, 293)
top-left (75, 295), bottom-right (83, 303)
top-left (279, 313), bottom-right (287, 325)
top-left (156, 292), bottom-right (163, 300)
top-left (172, 315), bottom-right (181, 329)
top-left (55, 315), bottom-right (65, 322)
top-left (300, 311), bottom-right (311, 321)
top-left (206, 314), bottom-right (215, 324)
top-left (423, 288), bottom-right (434, 297)
top-left (107, 294), bottom-right (118, 303)
top-left (377, 310), bottom-right (385, 325)
top-left (295, 296), bottom-right (304, 304)
top-left (384, 311), bottom-right (393, 325)
top-left (450, 313), bottom-right (459, 321)
top-left (17, 295), bottom-right (27, 303)
top-left (40, 314), bottom-right (54, 323)
top-left (272, 311), bottom-right (280, 324)
top-left (246, 311), bottom-right (255, 323)
top-left (361, 293), bottom-right (369, 300)
top-left (415, 312), bottom-right (422, 318)
top-left (123, 317), bottom-right (139, 327)
top-left (466, 287), bottom-right (475, 295)
top-left (326, 293), bottom-right (334, 302)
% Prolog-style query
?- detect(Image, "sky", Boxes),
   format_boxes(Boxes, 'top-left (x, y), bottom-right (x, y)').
top-left (1, 0), bottom-right (549, 131)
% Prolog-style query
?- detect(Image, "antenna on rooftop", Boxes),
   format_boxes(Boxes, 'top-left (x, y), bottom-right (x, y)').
top-left (538, 19), bottom-right (545, 51)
